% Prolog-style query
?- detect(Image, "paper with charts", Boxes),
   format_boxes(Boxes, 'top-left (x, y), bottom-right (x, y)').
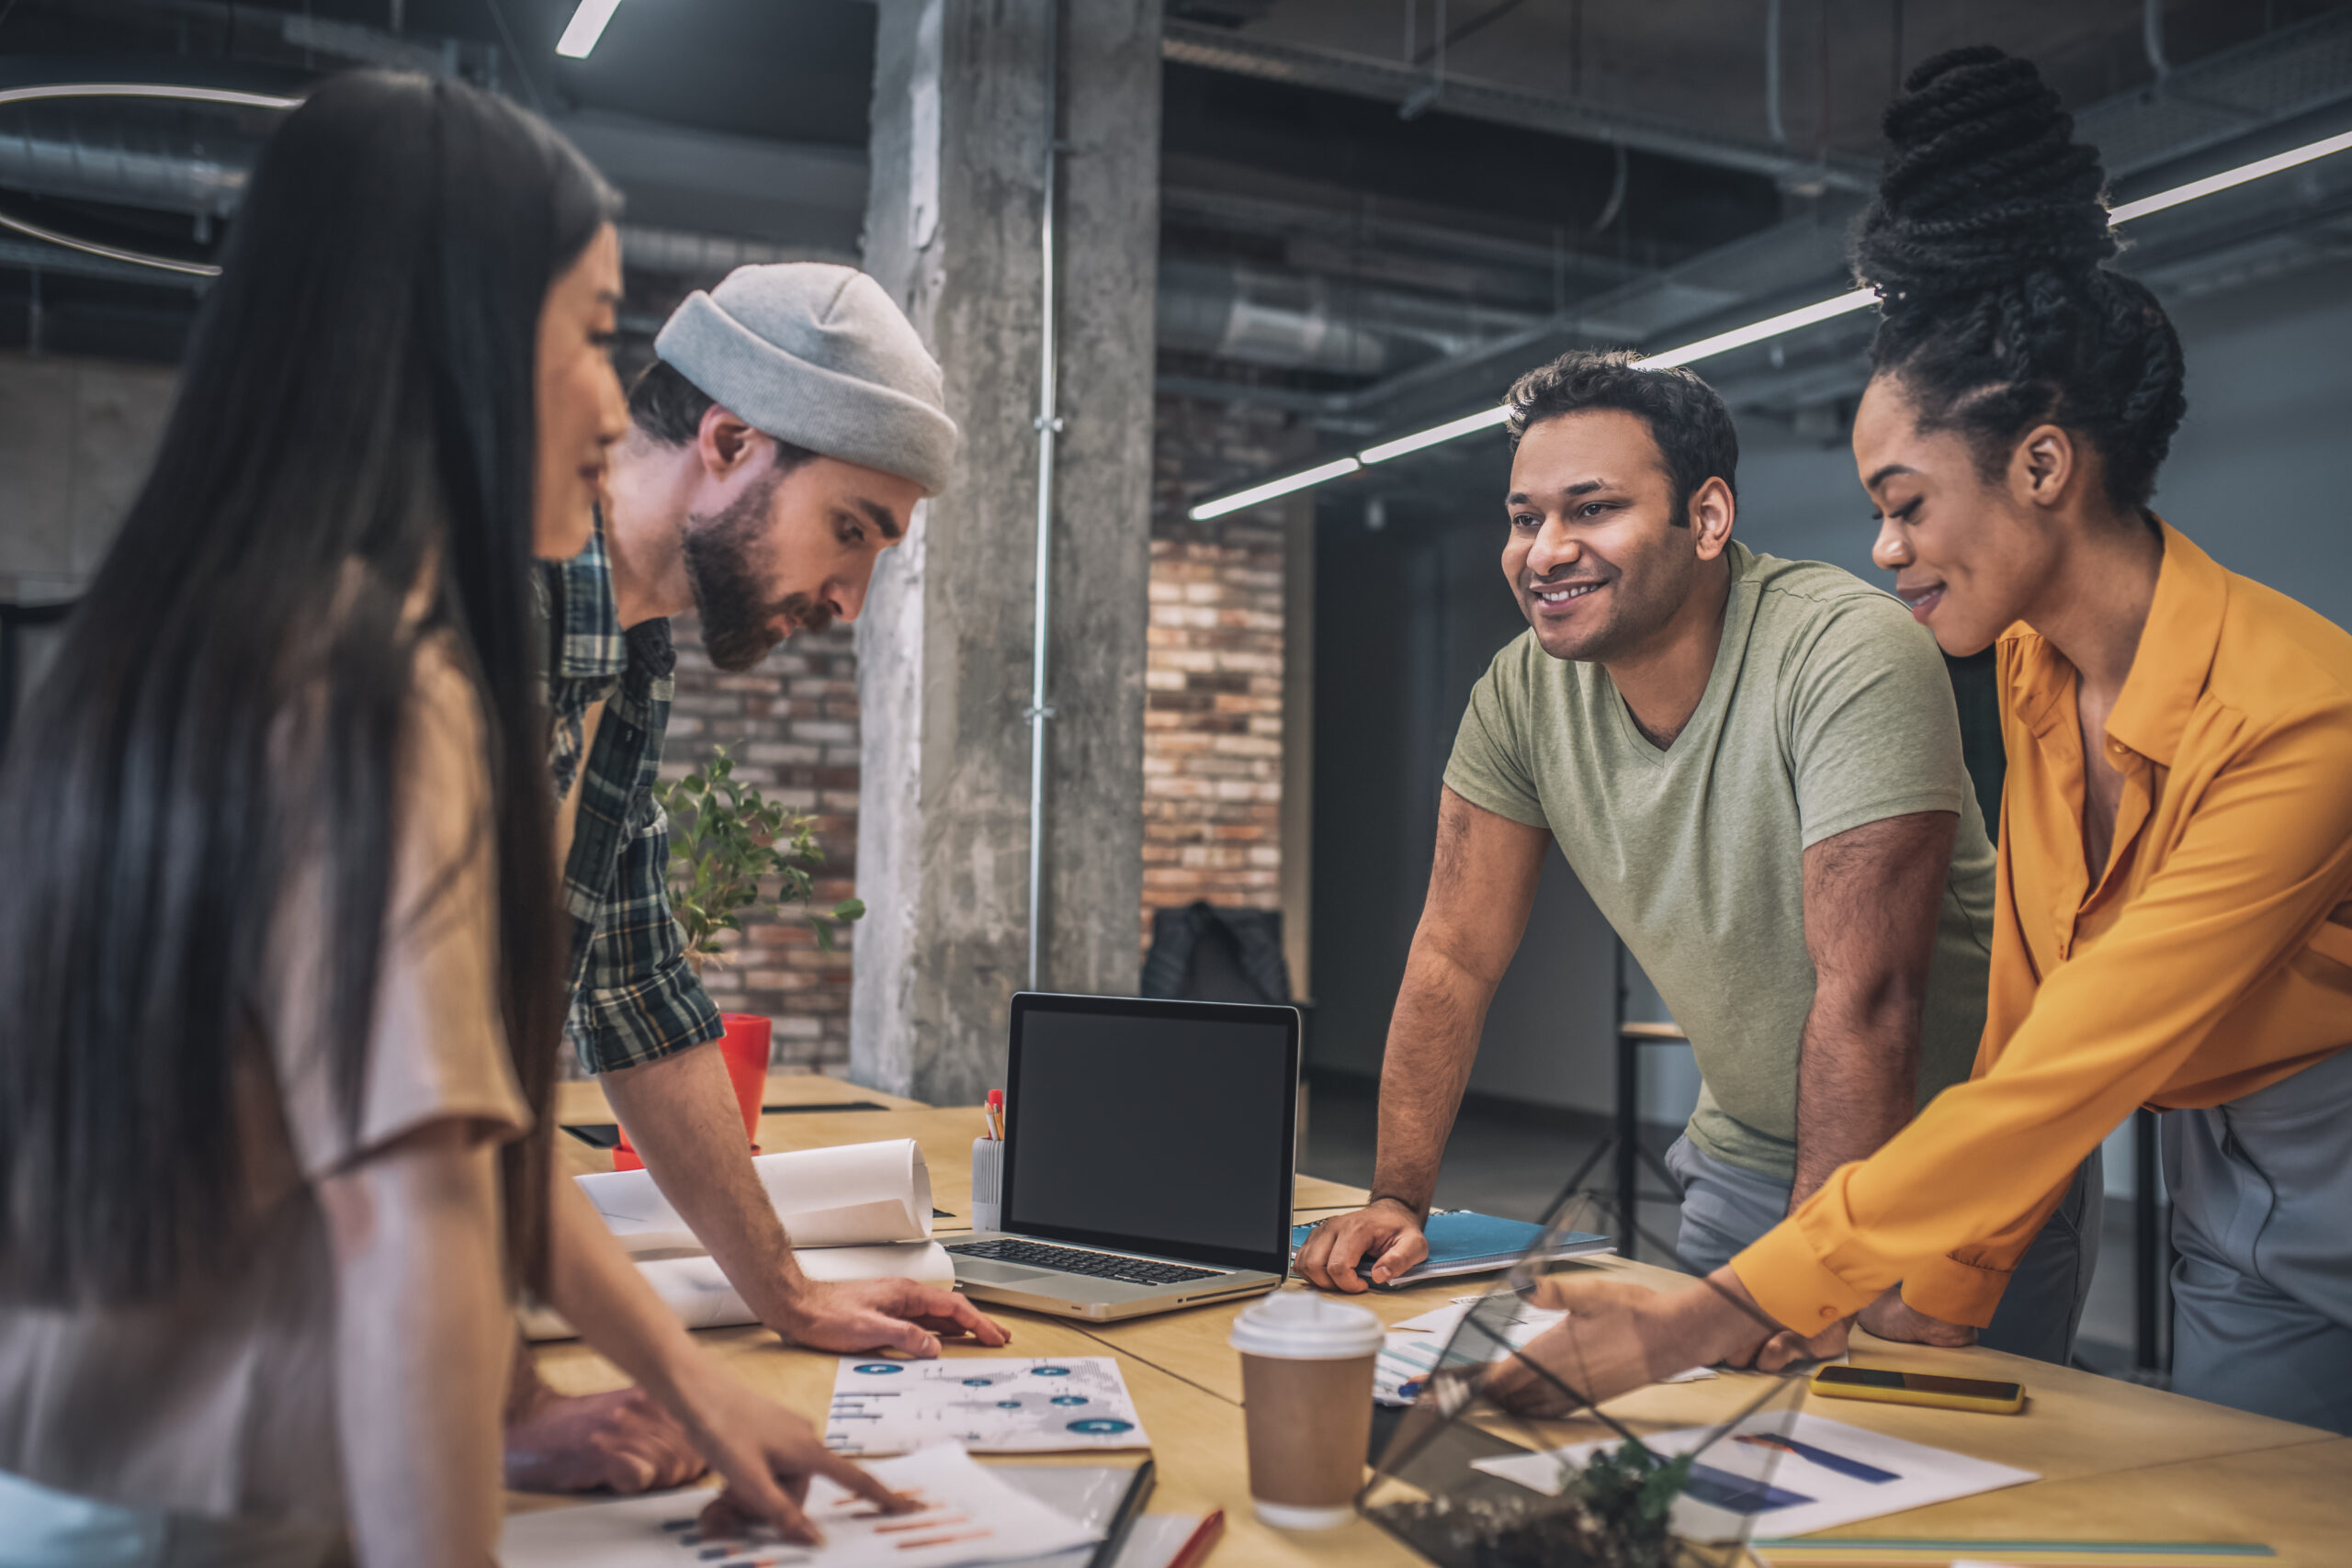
top-left (827, 1356), bottom-right (1151, 1456)
top-left (1471, 1411), bottom-right (2036, 1540)
top-left (497, 1442), bottom-right (1097, 1568)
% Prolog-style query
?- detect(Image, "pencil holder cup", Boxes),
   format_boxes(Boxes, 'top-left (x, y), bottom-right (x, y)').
top-left (970, 1136), bottom-right (1001, 1233)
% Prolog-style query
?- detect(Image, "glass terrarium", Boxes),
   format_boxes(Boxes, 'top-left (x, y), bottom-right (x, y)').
top-left (1356, 1186), bottom-right (1820, 1568)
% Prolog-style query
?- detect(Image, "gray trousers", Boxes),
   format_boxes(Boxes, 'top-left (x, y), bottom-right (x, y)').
top-left (2163, 1044), bottom-right (2352, 1435)
top-left (1663, 1134), bottom-right (2103, 1365)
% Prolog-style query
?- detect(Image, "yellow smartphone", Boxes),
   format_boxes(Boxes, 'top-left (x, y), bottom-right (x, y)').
top-left (1808, 1364), bottom-right (2026, 1415)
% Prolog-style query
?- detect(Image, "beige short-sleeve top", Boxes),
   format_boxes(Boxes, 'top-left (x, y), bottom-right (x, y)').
top-left (0, 634), bottom-right (531, 1535)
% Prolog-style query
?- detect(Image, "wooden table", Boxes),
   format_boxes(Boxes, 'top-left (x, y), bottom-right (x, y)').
top-left (527, 1075), bottom-right (2352, 1565)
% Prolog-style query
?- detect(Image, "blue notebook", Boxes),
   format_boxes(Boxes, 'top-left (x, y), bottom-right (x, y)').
top-left (1288, 1209), bottom-right (1612, 1287)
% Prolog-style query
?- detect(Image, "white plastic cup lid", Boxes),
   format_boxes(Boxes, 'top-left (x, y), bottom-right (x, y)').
top-left (1228, 1290), bottom-right (1385, 1359)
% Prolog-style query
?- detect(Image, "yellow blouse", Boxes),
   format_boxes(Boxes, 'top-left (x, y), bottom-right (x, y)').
top-left (1735, 523), bottom-right (2352, 1332)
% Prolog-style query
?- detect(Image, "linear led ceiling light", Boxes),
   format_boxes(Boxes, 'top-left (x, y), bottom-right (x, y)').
top-left (1358, 404), bottom-right (1513, 464)
top-left (1635, 288), bottom-right (1877, 370)
top-left (1186, 128), bottom-right (2352, 522)
top-left (557, 0), bottom-right (626, 58)
top-left (0, 83), bottom-right (303, 277)
top-left (1188, 457), bottom-right (1363, 523)
top-left (2108, 127), bottom-right (2352, 220)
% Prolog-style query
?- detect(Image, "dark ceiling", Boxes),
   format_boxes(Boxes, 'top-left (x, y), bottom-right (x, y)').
top-left (1161, 63), bottom-right (1779, 260)
top-left (1184, 0), bottom-right (2349, 161)
top-left (3, 0), bottom-right (2346, 394)
top-left (0, 0), bottom-right (876, 142)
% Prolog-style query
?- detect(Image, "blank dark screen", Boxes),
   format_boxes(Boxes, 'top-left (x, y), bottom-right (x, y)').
top-left (1006, 1007), bottom-right (1292, 1260)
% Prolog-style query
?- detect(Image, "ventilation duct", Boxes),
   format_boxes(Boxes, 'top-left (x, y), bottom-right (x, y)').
top-left (1155, 256), bottom-right (1541, 377)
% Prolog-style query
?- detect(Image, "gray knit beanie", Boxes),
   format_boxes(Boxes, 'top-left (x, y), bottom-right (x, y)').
top-left (653, 263), bottom-right (960, 496)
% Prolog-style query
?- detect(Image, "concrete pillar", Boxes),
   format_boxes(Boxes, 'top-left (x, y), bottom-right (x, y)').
top-left (853, 0), bottom-right (1161, 1103)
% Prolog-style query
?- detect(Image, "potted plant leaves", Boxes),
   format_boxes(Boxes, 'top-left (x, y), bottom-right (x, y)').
top-left (616, 744), bottom-right (865, 1167)
top-left (660, 742), bottom-right (865, 965)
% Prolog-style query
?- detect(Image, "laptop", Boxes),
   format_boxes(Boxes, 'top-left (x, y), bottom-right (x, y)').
top-left (946, 992), bottom-right (1298, 1322)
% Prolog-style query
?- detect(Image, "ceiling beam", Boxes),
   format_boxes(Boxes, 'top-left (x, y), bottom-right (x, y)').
top-left (1161, 19), bottom-right (1876, 195)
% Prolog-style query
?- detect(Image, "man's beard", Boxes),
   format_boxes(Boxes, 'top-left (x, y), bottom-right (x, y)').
top-left (681, 473), bottom-right (831, 672)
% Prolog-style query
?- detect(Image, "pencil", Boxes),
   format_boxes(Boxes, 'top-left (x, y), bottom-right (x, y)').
top-left (1165, 1509), bottom-right (1225, 1568)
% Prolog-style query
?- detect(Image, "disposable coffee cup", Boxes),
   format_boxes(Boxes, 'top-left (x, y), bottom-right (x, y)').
top-left (1229, 1292), bottom-right (1385, 1529)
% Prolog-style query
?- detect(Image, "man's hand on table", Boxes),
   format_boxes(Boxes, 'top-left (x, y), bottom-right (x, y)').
top-left (1857, 1285), bottom-right (1977, 1348)
top-left (1478, 1268), bottom-right (1844, 1417)
top-left (774, 1277), bottom-right (1012, 1358)
top-left (1295, 1198), bottom-right (1429, 1292)
top-left (504, 1382), bottom-right (706, 1495)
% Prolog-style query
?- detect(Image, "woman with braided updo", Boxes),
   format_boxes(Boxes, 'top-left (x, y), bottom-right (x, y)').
top-left (1493, 47), bottom-right (2352, 1431)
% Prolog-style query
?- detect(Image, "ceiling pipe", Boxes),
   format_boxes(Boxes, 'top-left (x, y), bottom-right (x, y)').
top-left (1155, 256), bottom-right (1543, 377)
top-left (1025, 0), bottom-right (1064, 995)
top-left (1398, 0), bottom-right (1445, 120)
top-left (0, 109), bottom-right (849, 282)
top-left (2144, 0), bottom-right (2174, 85)
top-left (0, 112), bottom-right (263, 217)
top-left (0, 112), bottom-right (1511, 376)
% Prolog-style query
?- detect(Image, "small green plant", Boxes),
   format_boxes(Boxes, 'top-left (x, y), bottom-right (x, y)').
top-left (1566, 1438), bottom-right (1695, 1565)
top-left (1369, 1434), bottom-right (1697, 1568)
top-left (656, 744), bottom-right (865, 966)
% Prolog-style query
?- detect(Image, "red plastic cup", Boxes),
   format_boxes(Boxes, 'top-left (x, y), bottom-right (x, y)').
top-left (613, 1012), bottom-right (771, 1171)
top-left (716, 1012), bottom-right (772, 1145)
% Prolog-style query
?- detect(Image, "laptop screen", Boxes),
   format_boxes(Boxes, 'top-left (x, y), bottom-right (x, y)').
top-left (1001, 993), bottom-right (1297, 1274)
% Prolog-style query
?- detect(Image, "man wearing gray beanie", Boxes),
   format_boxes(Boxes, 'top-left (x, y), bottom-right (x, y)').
top-left (506, 265), bottom-right (1005, 1495)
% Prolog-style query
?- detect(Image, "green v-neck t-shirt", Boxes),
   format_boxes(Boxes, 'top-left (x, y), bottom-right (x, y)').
top-left (1443, 543), bottom-right (1997, 1182)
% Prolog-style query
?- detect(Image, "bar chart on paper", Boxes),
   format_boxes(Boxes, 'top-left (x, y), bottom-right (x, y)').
top-left (497, 1444), bottom-right (1098, 1568)
top-left (826, 1356), bottom-right (1151, 1455)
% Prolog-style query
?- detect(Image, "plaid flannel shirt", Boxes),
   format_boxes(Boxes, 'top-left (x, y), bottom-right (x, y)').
top-left (541, 527), bottom-right (723, 1074)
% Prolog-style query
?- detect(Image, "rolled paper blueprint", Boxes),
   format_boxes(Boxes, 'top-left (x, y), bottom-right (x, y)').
top-left (528, 1139), bottom-right (945, 1340)
top-left (521, 1240), bottom-right (956, 1340)
top-left (576, 1138), bottom-right (934, 1248)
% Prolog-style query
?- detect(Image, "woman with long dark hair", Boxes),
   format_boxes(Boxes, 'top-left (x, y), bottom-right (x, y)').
top-left (0, 73), bottom-right (899, 1562)
top-left (1492, 48), bottom-right (2352, 1433)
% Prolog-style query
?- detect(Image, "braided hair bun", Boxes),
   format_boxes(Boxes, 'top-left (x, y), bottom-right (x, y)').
top-left (1851, 46), bottom-right (2186, 510)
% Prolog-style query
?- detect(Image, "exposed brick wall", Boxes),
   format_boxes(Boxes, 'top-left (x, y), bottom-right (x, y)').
top-left (1144, 394), bottom-right (1305, 950)
top-left (660, 614), bottom-right (861, 1072)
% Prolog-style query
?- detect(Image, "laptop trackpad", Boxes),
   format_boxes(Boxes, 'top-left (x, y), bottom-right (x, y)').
top-left (955, 1259), bottom-right (1057, 1285)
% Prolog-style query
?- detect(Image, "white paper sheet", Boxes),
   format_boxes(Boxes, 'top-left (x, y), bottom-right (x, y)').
top-left (580, 1140), bottom-right (934, 1247)
top-left (827, 1357), bottom-right (1150, 1456)
top-left (1470, 1411), bottom-right (2038, 1540)
top-left (1372, 1301), bottom-right (1715, 1404)
top-left (498, 1443), bottom-right (1097, 1568)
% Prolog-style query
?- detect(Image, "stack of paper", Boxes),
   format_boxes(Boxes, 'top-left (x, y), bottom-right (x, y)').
top-left (525, 1140), bottom-right (955, 1340)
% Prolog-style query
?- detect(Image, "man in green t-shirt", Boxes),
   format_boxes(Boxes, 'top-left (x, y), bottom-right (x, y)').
top-left (1295, 352), bottom-right (2098, 1362)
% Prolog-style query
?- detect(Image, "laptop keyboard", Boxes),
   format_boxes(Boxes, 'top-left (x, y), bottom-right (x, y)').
top-left (946, 1238), bottom-right (1225, 1287)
